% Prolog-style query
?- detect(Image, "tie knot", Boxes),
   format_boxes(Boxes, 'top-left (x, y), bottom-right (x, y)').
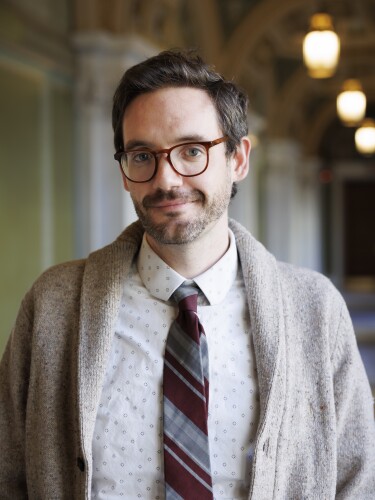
top-left (171, 282), bottom-right (199, 313)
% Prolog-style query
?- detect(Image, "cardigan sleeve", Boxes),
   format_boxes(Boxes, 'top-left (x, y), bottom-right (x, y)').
top-left (0, 294), bottom-right (33, 498)
top-left (331, 300), bottom-right (375, 498)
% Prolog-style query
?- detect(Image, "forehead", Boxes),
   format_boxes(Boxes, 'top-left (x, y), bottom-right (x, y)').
top-left (122, 87), bottom-right (222, 145)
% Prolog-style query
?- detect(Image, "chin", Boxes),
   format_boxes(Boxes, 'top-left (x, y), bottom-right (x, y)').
top-left (144, 220), bottom-right (203, 245)
top-left (133, 188), bottom-right (230, 245)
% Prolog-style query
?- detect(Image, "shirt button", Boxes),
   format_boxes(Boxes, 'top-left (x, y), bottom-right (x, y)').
top-left (77, 457), bottom-right (85, 472)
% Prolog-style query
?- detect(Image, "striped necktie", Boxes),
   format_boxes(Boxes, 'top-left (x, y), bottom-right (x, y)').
top-left (163, 282), bottom-right (213, 499)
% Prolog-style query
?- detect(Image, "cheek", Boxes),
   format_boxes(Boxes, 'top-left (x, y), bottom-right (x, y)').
top-left (127, 185), bottom-right (149, 205)
top-left (121, 172), bottom-right (130, 192)
top-left (202, 161), bottom-right (231, 188)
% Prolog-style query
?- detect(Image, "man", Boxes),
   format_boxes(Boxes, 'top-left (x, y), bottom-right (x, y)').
top-left (0, 50), bottom-right (374, 499)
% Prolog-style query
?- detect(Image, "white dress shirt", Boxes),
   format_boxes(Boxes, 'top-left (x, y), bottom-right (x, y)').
top-left (92, 230), bottom-right (259, 499)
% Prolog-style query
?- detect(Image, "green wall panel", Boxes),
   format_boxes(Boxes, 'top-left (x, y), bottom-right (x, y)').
top-left (0, 64), bottom-right (42, 354)
top-left (0, 62), bottom-right (74, 355)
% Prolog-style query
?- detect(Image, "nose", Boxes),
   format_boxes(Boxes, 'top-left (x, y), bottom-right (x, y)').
top-left (151, 153), bottom-right (183, 190)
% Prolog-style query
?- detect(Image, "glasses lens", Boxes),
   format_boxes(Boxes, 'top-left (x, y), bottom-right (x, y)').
top-left (170, 143), bottom-right (208, 175)
top-left (122, 151), bottom-right (156, 182)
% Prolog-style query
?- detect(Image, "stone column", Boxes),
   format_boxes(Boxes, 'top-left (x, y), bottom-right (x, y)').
top-left (229, 110), bottom-right (265, 238)
top-left (263, 139), bottom-right (322, 271)
top-left (298, 156), bottom-right (323, 272)
top-left (73, 33), bottom-right (157, 255)
top-left (229, 142), bottom-right (260, 238)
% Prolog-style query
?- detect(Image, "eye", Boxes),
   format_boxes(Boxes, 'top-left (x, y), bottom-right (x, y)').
top-left (189, 148), bottom-right (201, 157)
top-left (129, 151), bottom-right (153, 164)
top-left (180, 144), bottom-right (205, 159)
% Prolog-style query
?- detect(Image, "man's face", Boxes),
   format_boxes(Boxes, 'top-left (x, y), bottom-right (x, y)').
top-left (121, 87), bottom-right (238, 246)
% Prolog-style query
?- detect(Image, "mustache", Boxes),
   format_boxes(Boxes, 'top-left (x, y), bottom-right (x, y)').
top-left (142, 189), bottom-right (205, 207)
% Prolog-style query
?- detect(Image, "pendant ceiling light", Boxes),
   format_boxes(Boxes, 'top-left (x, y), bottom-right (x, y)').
top-left (303, 13), bottom-right (340, 78)
top-left (355, 119), bottom-right (375, 155)
top-left (336, 79), bottom-right (367, 126)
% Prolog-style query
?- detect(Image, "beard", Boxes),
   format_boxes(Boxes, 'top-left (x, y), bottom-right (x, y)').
top-left (131, 179), bottom-right (232, 245)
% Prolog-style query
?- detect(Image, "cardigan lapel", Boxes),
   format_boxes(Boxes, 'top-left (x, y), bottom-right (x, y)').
top-left (76, 221), bottom-right (144, 490)
top-left (230, 219), bottom-right (287, 498)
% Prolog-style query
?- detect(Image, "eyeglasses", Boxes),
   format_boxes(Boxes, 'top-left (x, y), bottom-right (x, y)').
top-left (114, 136), bottom-right (228, 183)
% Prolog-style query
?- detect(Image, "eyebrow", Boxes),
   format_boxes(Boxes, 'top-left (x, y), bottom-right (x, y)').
top-left (124, 134), bottom-right (209, 151)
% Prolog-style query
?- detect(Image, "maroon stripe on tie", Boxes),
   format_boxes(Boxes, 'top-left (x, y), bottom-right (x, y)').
top-left (204, 377), bottom-right (209, 409)
top-left (164, 349), bottom-right (205, 395)
top-left (179, 294), bottom-right (197, 313)
top-left (177, 300), bottom-right (200, 340)
top-left (164, 434), bottom-right (212, 486)
top-left (163, 283), bottom-right (213, 499)
top-left (164, 446), bottom-right (212, 499)
top-left (163, 365), bottom-right (208, 431)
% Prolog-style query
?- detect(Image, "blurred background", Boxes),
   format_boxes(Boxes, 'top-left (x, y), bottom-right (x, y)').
top-left (0, 0), bottom-right (374, 392)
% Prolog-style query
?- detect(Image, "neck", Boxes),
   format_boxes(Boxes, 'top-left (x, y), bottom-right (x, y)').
top-left (146, 217), bottom-right (230, 278)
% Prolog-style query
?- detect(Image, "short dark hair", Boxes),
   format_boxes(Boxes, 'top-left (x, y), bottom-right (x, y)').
top-left (112, 49), bottom-right (248, 156)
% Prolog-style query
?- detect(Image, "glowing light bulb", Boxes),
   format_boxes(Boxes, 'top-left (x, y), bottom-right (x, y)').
top-left (303, 13), bottom-right (340, 78)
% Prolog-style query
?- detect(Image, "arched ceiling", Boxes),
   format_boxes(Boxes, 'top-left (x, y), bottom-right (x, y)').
top-left (74, 0), bottom-right (375, 159)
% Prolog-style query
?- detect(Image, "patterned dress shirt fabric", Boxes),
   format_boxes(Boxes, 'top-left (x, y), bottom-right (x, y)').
top-left (91, 230), bottom-right (260, 499)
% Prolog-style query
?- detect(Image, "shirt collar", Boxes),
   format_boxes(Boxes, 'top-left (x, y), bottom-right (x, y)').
top-left (137, 230), bottom-right (238, 305)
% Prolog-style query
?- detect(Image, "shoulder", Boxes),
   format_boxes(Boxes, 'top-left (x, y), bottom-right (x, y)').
top-left (230, 218), bottom-right (345, 314)
top-left (31, 221), bottom-right (144, 296)
top-left (32, 259), bottom-right (87, 295)
top-left (277, 260), bottom-right (340, 301)
top-left (18, 260), bottom-right (88, 322)
top-left (276, 260), bottom-right (346, 328)
top-left (27, 221), bottom-right (144, 306)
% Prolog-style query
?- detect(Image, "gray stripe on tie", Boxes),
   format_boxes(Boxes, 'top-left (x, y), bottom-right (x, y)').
top-left (164, 444), bottom-right (213, 492)
top-left (200, 333), bottom-right (209, 381)
top-left (164, 399), bottom-right (211, 474)
top-left (167, 323), bottom-right (204, 384)
top-left (165, 483), bottom-right (184, 500)
top-left (164, 359), bottom-right (205, 401)
top-left (172, 283), bottom-right (198, 303)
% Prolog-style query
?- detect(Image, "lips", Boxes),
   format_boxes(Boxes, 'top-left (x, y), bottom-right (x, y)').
top-left (142, 189), bottom-right (204, 209)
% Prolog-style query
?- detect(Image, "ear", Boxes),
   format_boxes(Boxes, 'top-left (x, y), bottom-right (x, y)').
top-left (230, 136), bottom-right (251, 182)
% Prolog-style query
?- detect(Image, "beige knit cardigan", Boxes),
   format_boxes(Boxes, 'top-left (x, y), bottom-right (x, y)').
top-left (1, 219), bottom-right (374, 499)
